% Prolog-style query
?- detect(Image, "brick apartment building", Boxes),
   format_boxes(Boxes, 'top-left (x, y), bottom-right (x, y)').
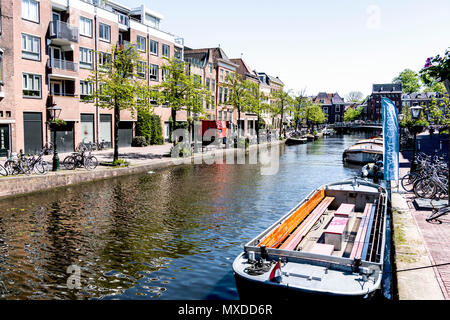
top-left (184, 47), bottom-right (239, 133)
top-left (312, 92), bottom-right (345, 124)
top-left (256, 72), bottom-right (284, 130)
top-left (366, 83), bottom-right (402, 121)
top-left (229, 57), bottom-right (259, 135)
top-left (0, 0), bottom-right (184, 155)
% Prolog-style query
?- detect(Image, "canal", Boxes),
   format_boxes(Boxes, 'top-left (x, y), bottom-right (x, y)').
top-left (0, 133), bottom-right (388, 300)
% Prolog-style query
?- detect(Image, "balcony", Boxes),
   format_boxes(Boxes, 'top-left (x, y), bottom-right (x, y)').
top-left (49, 20), bottom-right (79, 45)
top-left (48, 59), bottom-right (78, 80)
top-left (117, 13), bottom-right (130, 30)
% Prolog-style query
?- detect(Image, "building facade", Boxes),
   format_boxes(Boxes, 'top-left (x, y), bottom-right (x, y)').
top-left (0, 0), bottom-right (183, 155)
top-left (366, 84), bottom-right (402, 121)
top-left (257, 72), bottom-right (284, 130)
top-left (312, 92), bottom-right (345, 124)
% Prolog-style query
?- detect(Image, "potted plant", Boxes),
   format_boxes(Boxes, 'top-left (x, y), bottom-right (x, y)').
top-left (420, 47), bottom-right (450, 94)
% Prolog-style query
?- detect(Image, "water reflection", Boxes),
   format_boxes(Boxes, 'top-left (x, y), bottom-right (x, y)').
top-left (0, 133), bottom-right (372, 300)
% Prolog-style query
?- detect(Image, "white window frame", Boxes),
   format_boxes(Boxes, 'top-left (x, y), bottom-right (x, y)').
top-left (150, 64), bottom-right (159, 81)
top-left (137, 61), bottom-right (146, 78)
top-left (80, 16), bottom-right (93, 37)
top-left (80, 80), bottom-right (93, 97)
top-left (21, 0), bottom-right (39, 23)
top-left (98, 52), bottom-right (111, 71)
top-left (98, 23), bottom-right (110, 42)
top-left (150, 40), bottom-right (158, 56)
top-left (22, 73), bottom-right (41, 98)
top-left (162, 44), bottom-right (170, 58)
top-left (80, 47), bottom-right (93, 69)
top-left (137, 36), bottom-right (146, 52)
top-left (21, 33), bottom-right (41, 61)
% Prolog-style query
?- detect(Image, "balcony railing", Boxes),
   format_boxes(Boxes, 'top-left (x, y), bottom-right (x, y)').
top-left (48, 59), bottom-right (78, 72)
top-left (49, 20), bottom-right (79, 43)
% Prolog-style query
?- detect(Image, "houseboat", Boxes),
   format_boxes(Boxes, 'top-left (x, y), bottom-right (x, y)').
top-left (343, 142), bottom-right (383, 164)
top-left (233, 179), bottom-right (388, 300)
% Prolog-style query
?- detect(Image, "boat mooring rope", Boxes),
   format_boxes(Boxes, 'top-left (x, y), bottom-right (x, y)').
top-left (388, 261), bottom-right (450, 273)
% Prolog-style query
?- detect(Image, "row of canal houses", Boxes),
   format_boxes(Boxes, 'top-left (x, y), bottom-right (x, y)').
top-left (0, 0), bottom-right (285, 156)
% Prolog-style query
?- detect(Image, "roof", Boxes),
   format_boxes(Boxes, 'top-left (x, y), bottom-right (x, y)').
top-left (313, 92), bottom-right (344, 105)
top-left (229, 58), bottom-right (259, 81)
top-left (184, 47), bottom-right (238, 68)
top-left (372, 84), bottom-right (402, 93)
top-left (256, 72), bottom-right (284, 87)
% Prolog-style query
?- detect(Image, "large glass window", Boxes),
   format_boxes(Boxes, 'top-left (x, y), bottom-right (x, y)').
top-left (150, 40), bottom-right (158, 55)
top-left (80, 17), bottom-right (93, 37)
top-left (137, 36), bottom-right (146, 52)
top-left (22, 73), bottom-right (41, 98)
top-left (80, 81), bottom-right (93, 98)
top-left (80, 47), bottom-right (93, 69)
top-left (162, 44), bottom-right (170, 58)
top-left (22, 0), bottom-right (39, 22)
top-left (99, 23), bottom-right (110, 42)
top-left (150, 64), bottom-right (159, 81)
top-left (21, 33), bottom-right (40, 60)
top-left (98, 52), bottom-right (111, 71)
top-left (137, 61), bottom-right (146, 78)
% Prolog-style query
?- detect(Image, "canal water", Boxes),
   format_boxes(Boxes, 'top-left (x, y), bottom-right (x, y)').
top-left (0, 133), bottom-right (390, 300)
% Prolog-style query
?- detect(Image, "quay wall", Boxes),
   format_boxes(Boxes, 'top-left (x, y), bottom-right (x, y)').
top-left (0, 141), bottom-right (285, 200)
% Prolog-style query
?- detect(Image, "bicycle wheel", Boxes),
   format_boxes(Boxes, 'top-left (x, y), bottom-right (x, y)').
top-left (0, 164), bottom-right (8, 176)
top-left (87, 156), bottom-right (98, 170)
top-left (4, 160), bottom-right (18, 175)
top-left (414, 179), bottom-right (437, 199)
top-left (63, 156), bottom-right (76, 170)
top-left (401, 172), bottom-right (420, 192)
top-left (426, 206), bottom-right (450, 222)
top-left (19, 162), bottom-right (32, 176)
top-left (34, 160), bottom-right (48, 175)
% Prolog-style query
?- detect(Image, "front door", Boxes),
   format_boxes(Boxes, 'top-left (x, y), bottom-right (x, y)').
top-left (0, 125), bottom-right (10, 157)
top-left (23, 112), bottom-right (43, 154)
top-left (50, 46), bottom-right (64, 68)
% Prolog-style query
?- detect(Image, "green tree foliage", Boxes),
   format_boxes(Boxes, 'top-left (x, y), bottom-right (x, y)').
top-left (301, 101), bottom-right (327, 131)
top-left (344, 106), bottom-right (363, 122)
top-left (420, 48), bottom-right (450, 95)
top-left (154, 58), bottom-right (210, 143)
top-left (150, 114), bottom-right (164, 145)
top-left (245, 82), bottom-right (270, 143)
top-left (227, 73), bottom-right (254, 137)
top-left (271, 89), bottom-right (295, 137)
top-left (393, 69), bottom-right (421, 94)
top-left (85, 44), bottom-right (152, 161)
top-left (399, 104), bottom-right (430, 130)
top-left (136, 110), bottom-right (164, 145)
top-left (292, 89), bottom-right (309, 130)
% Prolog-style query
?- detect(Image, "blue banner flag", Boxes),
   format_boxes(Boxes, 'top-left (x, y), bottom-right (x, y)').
top-left (381, 97), bottom-right (399, 180)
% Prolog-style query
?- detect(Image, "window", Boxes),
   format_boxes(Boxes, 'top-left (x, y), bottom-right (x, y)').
top-left (98, 52), bottom-right (111, 71)
top-left (99, 23), bottom-right (110, 42)
top-left (206, 78), bottom-right (210, 90)
top-left (211, 79), bottom-right (215, 93)
top-left (80, 47), bottom-right (93, 69)
top-left (22, 33), bottom-right (40, 60)
top-left (80, 17), bottom-right (93, 37)
top-left (137, 36), bottom-right (146, 51)
top-left (219, 87), bottom-right (223, 104)
top-left (208, 63), bottom-right (212, 73)
top-left (80, 81), bottom-right (93, 97)
top-left (150, 40), bottom-right (158, 55)
top-left (224, 88), bottom-right (228, 103)
top-left (219, 70), bottom-right (224, 82)
top-left (162, 69), bottom-right (169, 82)
top-left (323, 107), bottom-right (328, 113)
top-left (225, 71), bottom-right (229, 83)
top-left (174, 47), bottom-right (182, 60)
top-left (162, 44), bottom-right (170, 57)
top-left (137, 61), bottom-right (146, 78)
top-left (150, 64), bottom-right (159, 81)
top-left (335, 105), bottom-right (340, 112)
top-left (22, 73), bottom-right (41, 98)
top-left (22, 0), bottom-right (39, 23)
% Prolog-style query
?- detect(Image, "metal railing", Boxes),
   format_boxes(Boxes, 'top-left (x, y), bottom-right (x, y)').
top-left (49, 20), bottom-right (79, 43)
top-left (48, 59), bottom-right (78, 72)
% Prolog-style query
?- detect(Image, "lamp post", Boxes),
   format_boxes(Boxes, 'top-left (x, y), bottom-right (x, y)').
top-left (47, 104), bottom-right (62, 171)
top-left (410, 105), bottom-right (423, 172)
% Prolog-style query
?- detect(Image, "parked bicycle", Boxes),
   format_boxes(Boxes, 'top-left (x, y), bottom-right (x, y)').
top-left (63, 143), bottom-right (98, 170)
top-left (426, 200), bottom-right (450, 223)
top-left (4, 150), bottom-right (32, 175)
top-left (25, 148), bottom-right (50, 175)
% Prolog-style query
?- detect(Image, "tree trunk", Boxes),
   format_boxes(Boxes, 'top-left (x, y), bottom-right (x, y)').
top-left (114, 103), bottom-right (120, 162)
top-left (280, 104), bottom-right (284, 138)
top-left (256, 115), bottom-right (260, 144)
top-left (171, 107), bottom-right (177, 143)
top-left (444, 79), bottom-right (450, 96)
top-left (237, 106), bottom-right (241, 138)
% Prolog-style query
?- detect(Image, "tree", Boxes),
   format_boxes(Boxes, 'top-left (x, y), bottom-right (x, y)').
top-left (154, 57), bottom-right (210, 146)
top-left (420, 48), bottom-right (450, 95)
top-left (344, 106), bottom-right (363, 122)
top-left (393, 69), bottom-right (421, 94)
top-left (246, 82), bottom-right (270, 143)
top-left (292, 89), bottom-right (309, 131)
top-left (271, 89), bottom-right (295, 138)
top-left (227, 73), bottom-right (253, 138)
top-left (345, 91), bottom-right (363, 103)
top-left (85, 44), bottom-right (152, 162)
top-left (302, 102), bottom-right (327, 132)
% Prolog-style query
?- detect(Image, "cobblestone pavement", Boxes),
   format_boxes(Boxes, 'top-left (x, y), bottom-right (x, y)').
top-left (398, 132), bottom-right (450, 299)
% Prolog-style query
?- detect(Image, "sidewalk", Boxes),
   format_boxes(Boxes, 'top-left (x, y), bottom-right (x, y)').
top-left (391, 132), bottom-right (450, 300)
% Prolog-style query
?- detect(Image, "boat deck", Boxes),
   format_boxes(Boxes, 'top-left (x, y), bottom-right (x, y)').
top-left (295, 208), bottom-right (363, 258)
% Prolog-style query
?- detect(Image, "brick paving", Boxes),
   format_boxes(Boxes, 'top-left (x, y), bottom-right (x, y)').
top-left (398, 132), bottom-right (450, 299)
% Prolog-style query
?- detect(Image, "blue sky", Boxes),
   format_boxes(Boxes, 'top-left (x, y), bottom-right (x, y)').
top-left (124, 0), bottom-right (450, 99)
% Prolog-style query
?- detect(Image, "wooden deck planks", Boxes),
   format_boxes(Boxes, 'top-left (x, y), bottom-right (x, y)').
top-left (350, 203), bottom-right (373, 259)
top-left (259, 189), bottom-right (325, 248)
top-left (278, 196), bottom-right (335, 250)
